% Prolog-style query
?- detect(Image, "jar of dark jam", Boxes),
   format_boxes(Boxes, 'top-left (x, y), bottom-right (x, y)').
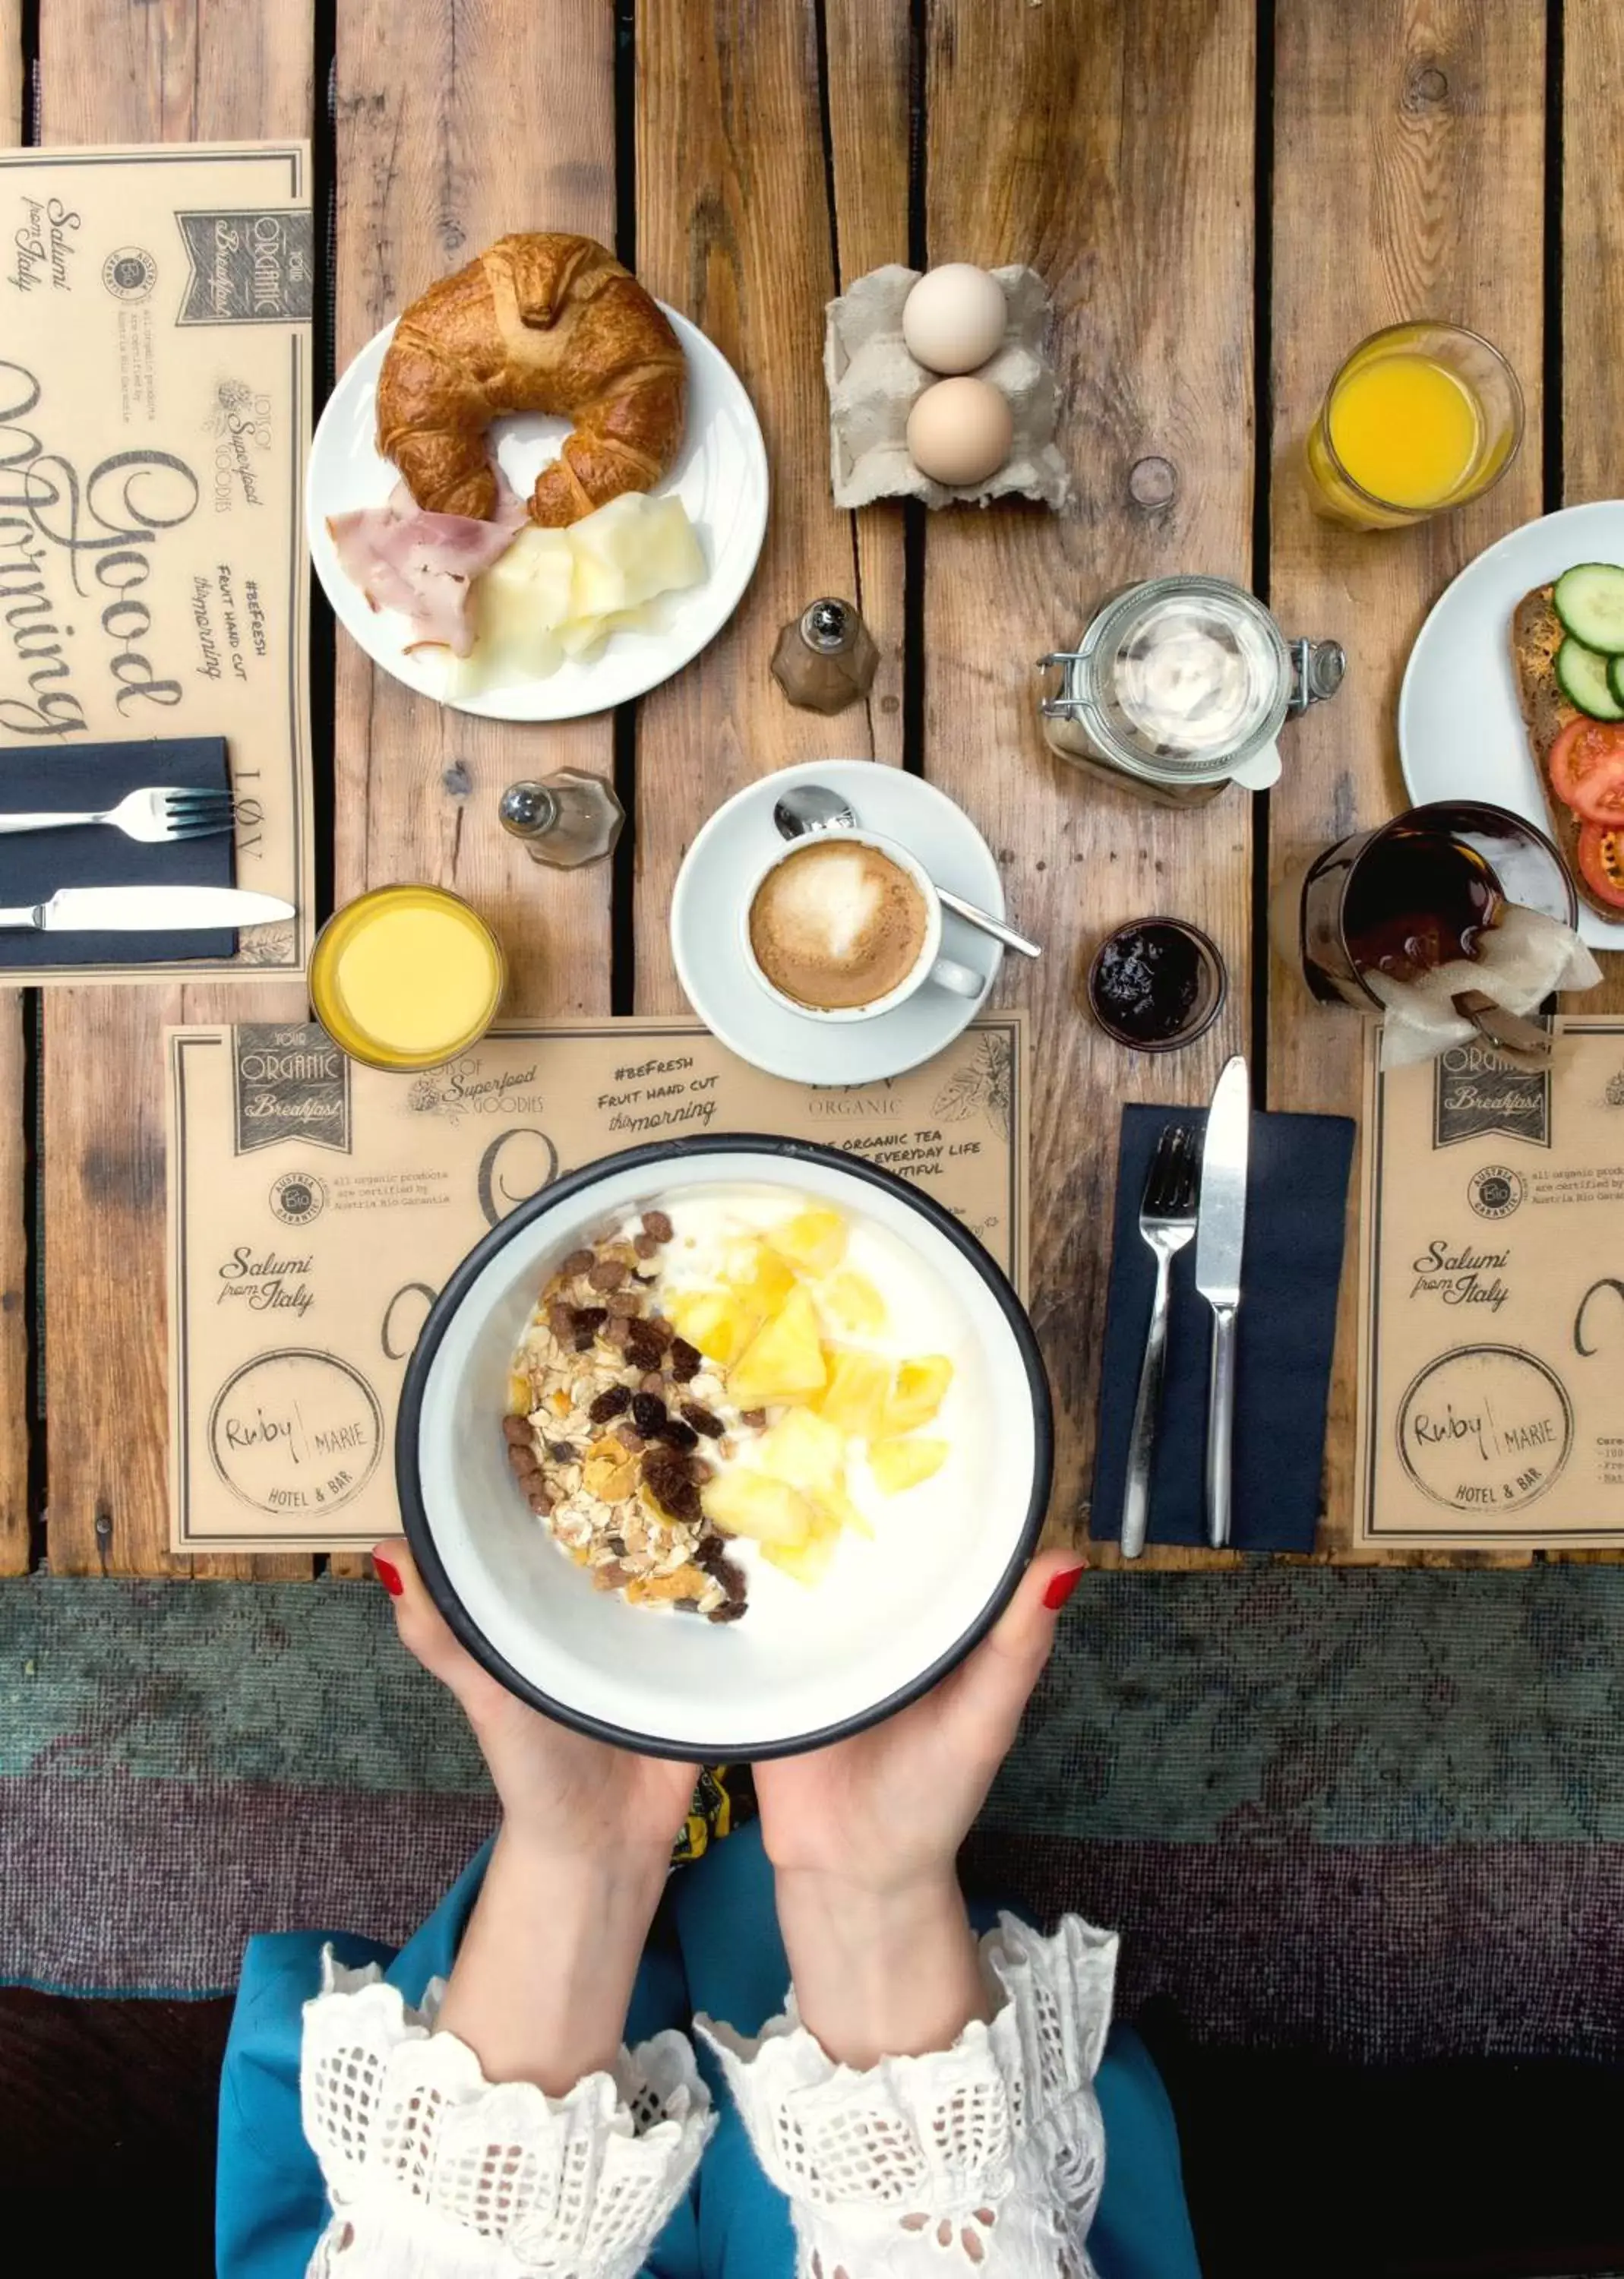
top-left (1086, 918), bottom-right (1227, 1052)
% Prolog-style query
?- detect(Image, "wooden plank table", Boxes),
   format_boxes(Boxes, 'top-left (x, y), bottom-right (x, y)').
top-left (8, 0), bottom-right (1618, 1581)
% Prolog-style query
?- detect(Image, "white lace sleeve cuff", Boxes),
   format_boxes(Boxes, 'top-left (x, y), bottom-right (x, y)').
top-left (698, 1914), bottom-right (1117, 2277)
top-left (300, 1951), bottom-right (713, 2279)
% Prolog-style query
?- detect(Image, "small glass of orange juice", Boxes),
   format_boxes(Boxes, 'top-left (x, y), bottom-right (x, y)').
top-left (309, 885), bottom-right (507, 1071)
top-left (1304, 321), bottom-right (1524, 530)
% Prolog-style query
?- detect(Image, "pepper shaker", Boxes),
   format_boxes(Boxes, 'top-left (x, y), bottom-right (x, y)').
top-left (498, 769), bottom-right (624, 868)
top-left (771, 597), bottom-right (878, 714)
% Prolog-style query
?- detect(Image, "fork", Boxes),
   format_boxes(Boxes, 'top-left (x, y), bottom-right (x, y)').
top-left (0, 787), bottom-right (237, 844)
top-left (1120, 1124), bottom-right (1199, 1560)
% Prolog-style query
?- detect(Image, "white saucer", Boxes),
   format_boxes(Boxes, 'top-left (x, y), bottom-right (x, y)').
top-left (1398, 498), bottom-right (1624, 950)
top-left (307, 307), bottom-right (769, 722)
top-left (671, 761), bottom-right (1007, 1083)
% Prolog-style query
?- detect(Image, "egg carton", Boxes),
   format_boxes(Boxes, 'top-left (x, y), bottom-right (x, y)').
top-left (824, 263), bottom-right (1073, 511)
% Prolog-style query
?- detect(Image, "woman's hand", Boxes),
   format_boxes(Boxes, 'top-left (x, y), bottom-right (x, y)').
top-left (372, 1541), bottom-right (697, 2091)
top-left (753, 1548), bottom-right (1084, 2068)
top-left (373, 1539), bottom-right (697, 1860)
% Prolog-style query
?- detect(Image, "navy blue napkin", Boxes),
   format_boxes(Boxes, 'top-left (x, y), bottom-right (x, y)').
top-left (0, 736), bottom-right (235, 967)
top-left (1091, 1102), bottom-right (1355, 1551)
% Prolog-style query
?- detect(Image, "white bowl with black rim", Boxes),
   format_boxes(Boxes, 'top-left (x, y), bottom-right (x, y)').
top-left (397, 1136), bottom-right (1053, 1760)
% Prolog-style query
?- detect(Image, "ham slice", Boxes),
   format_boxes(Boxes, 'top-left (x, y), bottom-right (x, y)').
top-left (327, 473), bottom-right (526, 657)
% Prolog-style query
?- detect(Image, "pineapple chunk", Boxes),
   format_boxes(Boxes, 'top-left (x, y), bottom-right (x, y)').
top-left (816, 1348), bottom-right (893, 1440)
top-left (727, 1287), bottom-right (828, 1407)
top-left (763, 1528), bottom-right (839, 1587)
top-left (812, 1482), bottom-right (873, 1540)
top-left (722, 1239), bottom-right (796, 1317)
top-left (819, 1266), bottom-right (887, 1337)
top-left (869, 1436), bottom-right (949, 1494)
top-left (765, 1207), bottom-right (848, 1278)
top-left (755, 1406), bottom-right (846, 1493)
top-left (883, 1355), bottom-right (954, 1435)
top-left (666, 1288), bottom-right (756, 1366)
top-left (701, 1470), bottom-right (815, 1547)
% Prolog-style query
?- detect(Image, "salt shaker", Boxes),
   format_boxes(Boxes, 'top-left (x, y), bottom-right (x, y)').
top-left (771, 598), bottom-right (878, 714)
top-left (498, 769), bottom-right (624, 868)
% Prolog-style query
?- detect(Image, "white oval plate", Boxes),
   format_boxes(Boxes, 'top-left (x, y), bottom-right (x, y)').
top-left (307, 308), bottom-right (769, 721)
top-left (1398, 498), bottom-right (1624, 950)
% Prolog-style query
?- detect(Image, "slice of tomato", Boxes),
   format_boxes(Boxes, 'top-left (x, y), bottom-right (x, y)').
top-left (1577, 821), bottom-right (1624, 911)
top-left (1548, 716), bottom-right (1624, 825)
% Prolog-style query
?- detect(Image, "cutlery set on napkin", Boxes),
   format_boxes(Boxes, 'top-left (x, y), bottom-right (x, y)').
top-left (1093, 1062), bottom-right (1356, 1557)
top-left (0, 738), bottom-right (292, 965)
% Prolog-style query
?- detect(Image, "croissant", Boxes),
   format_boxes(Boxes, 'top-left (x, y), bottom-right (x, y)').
top-left (375, 232), bottom-right (686, 526)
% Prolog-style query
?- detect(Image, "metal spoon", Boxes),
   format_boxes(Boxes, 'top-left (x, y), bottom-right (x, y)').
top-left (771, 783), bottom-right (1041, 959)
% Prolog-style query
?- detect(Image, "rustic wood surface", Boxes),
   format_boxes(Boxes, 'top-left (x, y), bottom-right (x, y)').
top-left (923, 0), bottom-right (1256, 1563)
top-left (0, 0), bottom-right (29, 1575)
top-left (10, 0), bottom-right (1620, 1576)
top-left (324, 1), bottom-right (617, 1582)
top-left (33, 0), bottom-right (314, 1579)
top-left (1269, 0), bottom-right (1547, 1566)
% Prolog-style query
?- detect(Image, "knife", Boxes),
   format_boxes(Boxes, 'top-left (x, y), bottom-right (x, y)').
top-left (0, 886), bottom-right (293, 934)
top-left (1194, 1053), bottom-right (1250, 1549)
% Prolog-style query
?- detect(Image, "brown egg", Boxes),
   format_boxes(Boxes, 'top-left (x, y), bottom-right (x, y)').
top-left (905, 377), bottom-right (1014, 488)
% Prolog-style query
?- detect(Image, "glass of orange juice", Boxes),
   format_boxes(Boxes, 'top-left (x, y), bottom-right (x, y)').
top-left (309, 884), bottom-right (507, 1071)
top-left (1304, 321), bottom-right (1524, 530)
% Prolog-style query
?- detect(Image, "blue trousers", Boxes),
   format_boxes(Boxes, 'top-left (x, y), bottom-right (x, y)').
top-left (218, 1820), bottom-right (1201, 2277)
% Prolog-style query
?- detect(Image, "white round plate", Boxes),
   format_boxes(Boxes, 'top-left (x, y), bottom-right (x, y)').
top-left (671, 760), bottom-right (1008, 1083)
top-left (1398, 499), bottom-right (1624, 950)
top-left (306, 308), bottom-right (768, 720)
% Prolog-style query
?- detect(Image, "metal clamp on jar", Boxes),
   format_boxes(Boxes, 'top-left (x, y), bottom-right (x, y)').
top-left (1037, 575), bottom-right (1344, 808)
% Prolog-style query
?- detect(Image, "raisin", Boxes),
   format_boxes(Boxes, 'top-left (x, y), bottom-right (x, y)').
top-left (546, 1439), bottom-right (577, 1464)
top-left (560, 1248), bottom-right (595, 1279)
top-left (615, 1424), bottom-right (645, 1453)
top-left (501, 1414), bottom-right (532, 1446)
top-left (669, 1339), bottom-right (702, 1383)
top-left (571, 1306), bottom-right (608, 1336)
top-left (526, 1482), bottom-right (555, 1516)
top-left (631, 1390), bottom-right (668, 1437)
top-left (589, 1385), bottom-right (632, 1424)
top-left (641, 1313), bottom-right (675, 1350)
top-left (633, 1231), bottom-right (661, 1259)
top-left (680, 1400), bottom-right (725, 1439)
top-left (707, 1598), bottom-right (747, 1625)
top-left (606, 1535), bottom-right (627, 1557)
top-left (625, 1335), bottom-right (662, 1374)
top-left (659, 1418), bottom-right (699, 1451)
top-left (602, 1316), bottom-right (633, 1348)
top-left (588, 1256), bottom-right (626, 1292)
top-left (641, 1209), bottom-right (674, 1243)
top-left (642, 1452), bottom-right (702, 1525)
top-left (739, 1408), bottom-right (768, 1430)
top-left (547, 1302), bottom-right (577, 1341)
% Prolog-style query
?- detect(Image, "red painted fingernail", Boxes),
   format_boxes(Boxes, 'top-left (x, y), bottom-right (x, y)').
top-left (1043, 1562), bottom-right (1086, 1611)
top-left (373, 1554), bottom-right (404, 1598)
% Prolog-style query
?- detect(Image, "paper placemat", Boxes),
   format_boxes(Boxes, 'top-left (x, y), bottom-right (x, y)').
top-left (0, 142), bottom-right (313, 980)
top-left (1355, 1017), bottom-right (1624, 1548)
top-left (167, 1016), bottom-right (1028, 1552)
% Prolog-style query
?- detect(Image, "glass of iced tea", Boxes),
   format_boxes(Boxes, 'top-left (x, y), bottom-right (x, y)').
top-left (1277, 801), bottom-right (1576, 1010)
top-left (1303, 321), bottom-right (1524, 530)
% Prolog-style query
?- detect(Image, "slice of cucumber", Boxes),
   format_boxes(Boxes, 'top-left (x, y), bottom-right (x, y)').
top-left (1553, 562), bottom-right (1624, 655)
top-left (1556, 636), bottom-right (1624, 719)
top-left (1609, 653), bottom-right (1624, 712)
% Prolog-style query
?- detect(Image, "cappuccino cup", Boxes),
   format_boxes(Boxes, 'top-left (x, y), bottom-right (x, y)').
top-left (741, 829), bottom-right (986, 1022)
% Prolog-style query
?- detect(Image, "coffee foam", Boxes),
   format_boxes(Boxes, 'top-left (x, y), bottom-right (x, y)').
top-left (750, 841), bottom-right (928, 1010)
top-left (773, 850), bottom-right (885, 964)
